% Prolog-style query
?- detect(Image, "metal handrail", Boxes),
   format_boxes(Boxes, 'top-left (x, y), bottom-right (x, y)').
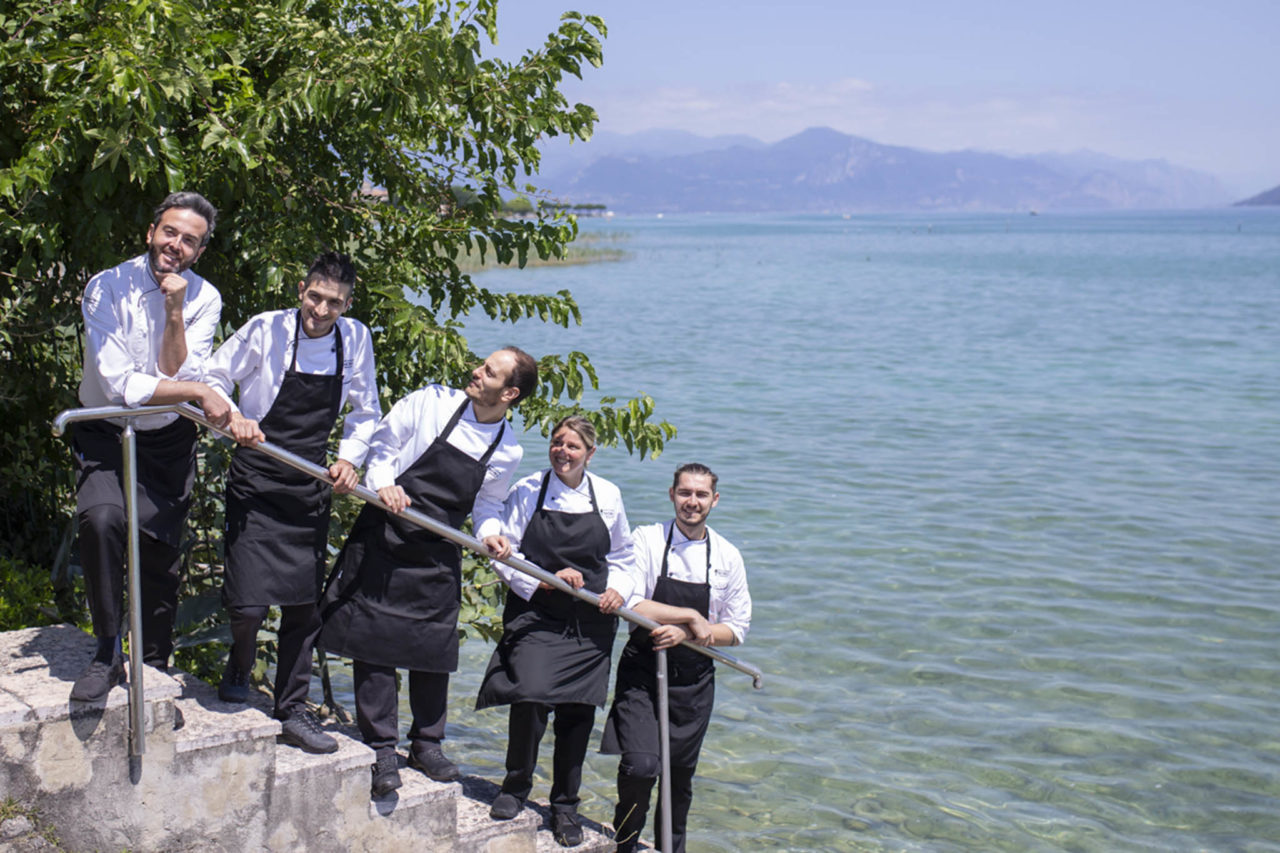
top-left (56, 401), bottom-right (764, 850)
top-left (55, 402), bottom-right (765, 687)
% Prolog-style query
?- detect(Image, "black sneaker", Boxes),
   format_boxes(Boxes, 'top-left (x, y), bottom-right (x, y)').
top-left (370, 751), bottom-right (402, 798)
top-left (552, 810), bottom-right (583, 847)
top-left (489, 791), bottom-right (523, 820)
top-left (276, 709), bottom-right (338, 754)
top-left (217, 660), bottom-right (249, 703)
top-left (408, 741), bottom-right (460, 782)
top-left (69, 654), bottom-right (125, 703)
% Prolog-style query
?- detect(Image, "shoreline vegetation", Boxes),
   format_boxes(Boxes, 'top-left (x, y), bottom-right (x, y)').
top-left (456, 229), bottom-right (629, 273)
top-left (442, 194), bottom-right (626, 272)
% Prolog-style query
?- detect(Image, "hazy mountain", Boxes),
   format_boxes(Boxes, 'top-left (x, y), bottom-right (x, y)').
top-left (1234, 184), bottom-right (1280, 206)
top-left (1027, 150), bottom-right (1232, 209)
top-left (534, 129), bottom-right (765, 186)
top-left (535, 127), bottom-right (1232, 213)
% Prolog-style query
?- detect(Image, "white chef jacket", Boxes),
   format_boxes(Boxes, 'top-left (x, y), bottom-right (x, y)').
top-left (78, 254), bottom-right (222, 430)
top-left (494, 469), bottom-right (638, 604)
top-left (363, 385), bottom-right (522, 540)
top-left (625, 521), bottom-right (752, 646)
top-left (204, 309), bottom-right (381, 466)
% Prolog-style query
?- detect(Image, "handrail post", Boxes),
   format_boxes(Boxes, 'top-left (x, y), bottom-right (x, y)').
top-left (656, 648), bottom-right (673, 853)
top-left (121, 422), bottom-right (146, 757)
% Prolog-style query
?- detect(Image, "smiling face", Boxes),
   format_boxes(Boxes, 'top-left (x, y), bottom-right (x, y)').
top-left (548, 424), bottom-right (595, 489)
top-left (145, 207), bottom-right (210, 278)
top-left (297, 276), bottom-right (353, 338)
top-left (670, 471), bottom-right (719, 535)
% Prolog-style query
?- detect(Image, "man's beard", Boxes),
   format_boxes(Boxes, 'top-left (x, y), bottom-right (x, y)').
top-left (148, 240), bottom-right (191, 276)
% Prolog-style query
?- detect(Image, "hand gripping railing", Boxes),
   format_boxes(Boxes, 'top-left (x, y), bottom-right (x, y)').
top-left (55, 402), bottom-right (763, 850)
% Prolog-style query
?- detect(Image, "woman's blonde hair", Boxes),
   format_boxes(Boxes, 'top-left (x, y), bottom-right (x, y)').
top-left (552, 414), bottom-right (597, 450)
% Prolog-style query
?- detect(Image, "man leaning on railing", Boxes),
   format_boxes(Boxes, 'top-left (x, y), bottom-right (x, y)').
top-left (319, 348), bottom-right (538, 798)
top-left (203, 250), bottom-right (381, 754)
top-left (69, 191), bottom-right (232, 704)
top-left (600, 462), bottom-right (753, 853)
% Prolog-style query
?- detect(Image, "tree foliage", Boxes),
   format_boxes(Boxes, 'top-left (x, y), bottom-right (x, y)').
top-left (0, 0), bottom-right (675, 644)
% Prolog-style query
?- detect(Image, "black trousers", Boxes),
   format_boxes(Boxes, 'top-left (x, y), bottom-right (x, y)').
top-left (614, 752), bottom-right (697, 853)
top-left (227, 603), bottom-right (321, 718)
top-left (78, 503), bottom-right (183, 667)
top-left (353, 661), bottom-right (449, 752)
top-left (501, 701), bottom-right (595, 813)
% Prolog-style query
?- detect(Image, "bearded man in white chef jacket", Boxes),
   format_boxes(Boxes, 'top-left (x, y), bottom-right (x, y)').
top-left (70, 191), bottom-right (233, 705)
top-left (205, 251), bottom-right (380, 754)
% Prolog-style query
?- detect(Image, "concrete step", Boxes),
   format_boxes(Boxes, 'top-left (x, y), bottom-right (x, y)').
top-left (0, 628), bottom-right (294, 851)
top-left (0, 626), bottom-right (616, 852)
top-left (453, 776), bottom-right (617, 853)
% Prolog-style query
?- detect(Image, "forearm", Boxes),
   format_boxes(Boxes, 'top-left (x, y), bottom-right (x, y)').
top-left (632, 599), bottom-right (700, 626)
top-left (158, 315), bottom-right (187, 377)
top-left (709, 622), bottom-right (738, 647)
top-left (147, 380), bottom-right (211, 407)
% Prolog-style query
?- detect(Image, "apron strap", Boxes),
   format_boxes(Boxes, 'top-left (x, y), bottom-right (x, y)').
top-left (441, 398), bottom-right (507, 466)
top-left (661, 520), bottom-right (711, 583)
top-left (535, 470), bottom-right (600, 513)
top-left (289, 310), bottom-right (346, 418)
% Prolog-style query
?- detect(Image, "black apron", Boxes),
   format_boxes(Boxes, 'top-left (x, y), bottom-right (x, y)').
top-left (223, 313), bottom-right (344, 607)
top-left (320, 399), bottom-right (504, 672)
top-left (476, 472), bottom-right (618, 709)
top-left (73, 415), bottom-right (198, 548)
top-left (601, 522), bottom-right (716, 768)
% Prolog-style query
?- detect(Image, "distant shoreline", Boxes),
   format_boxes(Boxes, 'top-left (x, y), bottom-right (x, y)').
top-left (457, 231), bottom-right (628, 273)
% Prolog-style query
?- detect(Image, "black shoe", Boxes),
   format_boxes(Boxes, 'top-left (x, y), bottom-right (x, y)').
top-left (69, 654), bottom-right (125, 703)
top-left (370, 751), bottom-right (402, 798)
top-left (217, 660), bottom-right (249, 703)
top-left (276, 709), bottom-right (338, 754)
top-left (489, 791), bottom-right (522, 820)
top-left (408, 741), bottom-right (460, 782)
top-left (552, 810), bottom-right (583, 847)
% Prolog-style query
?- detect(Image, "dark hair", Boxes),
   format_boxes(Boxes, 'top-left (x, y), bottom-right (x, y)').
top-left (307, 251), bottom-right (357, 293)
top-left (152, 192), bottom-right (218, 246)
top-left (501, 346), bottom-right (538, 404)
top-left (673, 462), bottom-right (718, 492)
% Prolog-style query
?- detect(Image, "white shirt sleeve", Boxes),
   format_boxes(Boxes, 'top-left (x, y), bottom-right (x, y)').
top-left (171, 280), bottom-right (221, 384)
top-left (363, 391), bottom-right (419, 491)
top-left (710, 531), bottom-right (752, 645)
top-left (336, 320), bottom-right (381, 467)
top-left (493, 475), bottom-right (543, 601)
top-left (203, 315), bottom-right (264, 413)
top-left (601, 479), bottom-right (638, 603)
top-left (624, 523), bottom-right (663, 610)
top-left (80, 271), bottom-right (160, 407)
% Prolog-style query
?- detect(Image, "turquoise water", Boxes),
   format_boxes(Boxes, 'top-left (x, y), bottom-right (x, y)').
top-left (351, 210), bottom-right (1280, 851)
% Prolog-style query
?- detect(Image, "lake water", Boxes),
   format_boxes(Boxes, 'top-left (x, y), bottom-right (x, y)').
top-left (340, 210), bottom-right (1280, 851)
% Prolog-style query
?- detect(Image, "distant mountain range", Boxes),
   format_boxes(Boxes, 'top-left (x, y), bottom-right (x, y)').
top-left (534, 127), bottom-right (1233, 213)
top-left (1234, 184), bottom-right (1280, 206)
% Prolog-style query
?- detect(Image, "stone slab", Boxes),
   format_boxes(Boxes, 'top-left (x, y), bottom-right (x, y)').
top-left (169, 670), bottom-right (280, 754)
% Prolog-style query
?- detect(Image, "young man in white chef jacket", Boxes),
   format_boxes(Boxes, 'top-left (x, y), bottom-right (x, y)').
top-left (600, 463), bottom-right (753, 853)
top-left (205, 251), bottom-right (380, 753)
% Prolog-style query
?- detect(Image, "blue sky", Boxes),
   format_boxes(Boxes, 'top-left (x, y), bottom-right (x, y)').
top-left (485, 1), bottom-right (1279, 195)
